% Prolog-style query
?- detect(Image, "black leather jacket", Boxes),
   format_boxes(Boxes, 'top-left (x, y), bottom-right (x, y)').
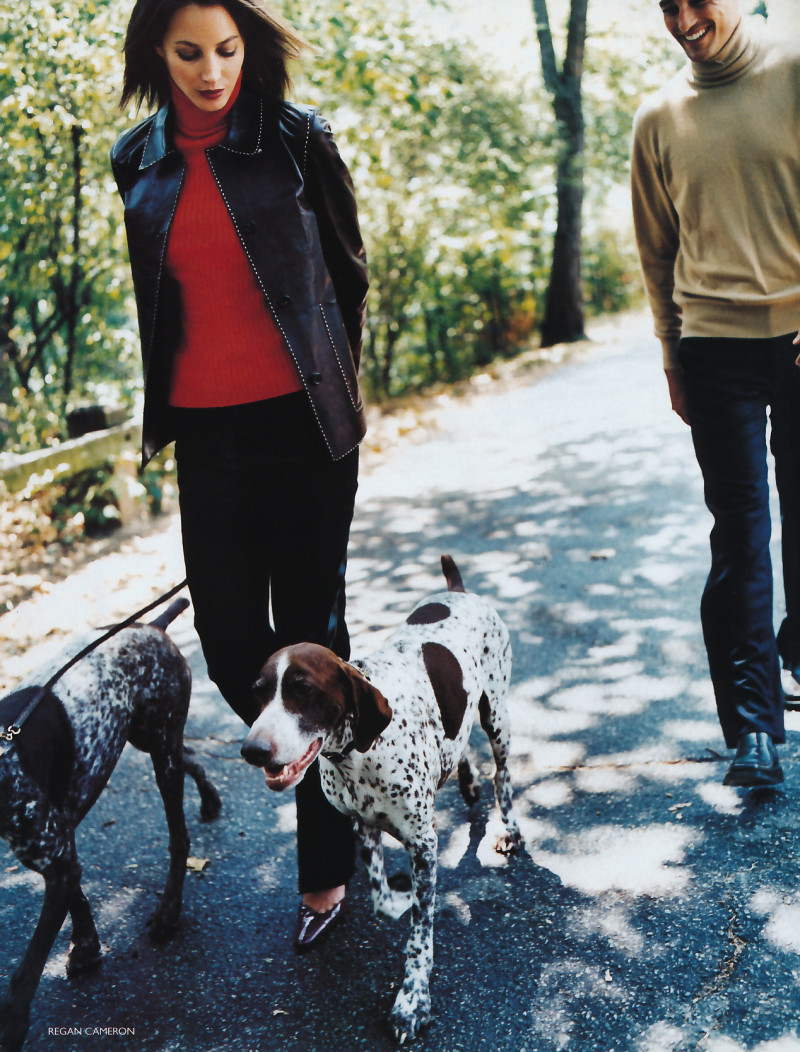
top-left (110, 91), bottom-right (368, 465)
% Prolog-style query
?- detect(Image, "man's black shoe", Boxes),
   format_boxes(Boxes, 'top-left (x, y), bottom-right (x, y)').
top-left (723, 732), bottom-right (784, 788)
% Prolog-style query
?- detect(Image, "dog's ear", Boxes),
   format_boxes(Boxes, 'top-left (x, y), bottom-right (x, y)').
top-left (3, 687), bottom-right (76, 805)
top-left (339, 664), bottom-right (392, 753)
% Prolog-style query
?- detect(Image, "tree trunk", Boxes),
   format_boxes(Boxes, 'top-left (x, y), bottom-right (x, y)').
top-left (63, 123), bottom-right (83, 399)
top-left (531, 0), bottom-right (589, 347)
top-left (541, 97), bottom-right (585, 346)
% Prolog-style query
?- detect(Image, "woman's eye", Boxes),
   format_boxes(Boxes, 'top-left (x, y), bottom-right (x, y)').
top-left (218, 49), bottom-right (237, 58)
top-left (176, 51), bottom-right (199, 62)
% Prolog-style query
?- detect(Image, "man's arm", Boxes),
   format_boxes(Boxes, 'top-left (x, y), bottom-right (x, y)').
top-left (631, 109), bottom-right (682, 365)
top-left (631, 105), bottom-right (689, 420)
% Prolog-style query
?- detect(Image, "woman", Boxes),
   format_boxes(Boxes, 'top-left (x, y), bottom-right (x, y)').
top-left (111, 0), bottom-right (368, 948)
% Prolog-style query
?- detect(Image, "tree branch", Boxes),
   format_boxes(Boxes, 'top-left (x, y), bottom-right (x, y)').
top-left (564, 0), bottom-right (589, 81)
top-left (531, 0), bottom-right (561, 97)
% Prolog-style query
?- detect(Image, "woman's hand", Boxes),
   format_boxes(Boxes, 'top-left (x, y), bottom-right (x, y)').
top-left (665, 368), bottom-right (690, 425)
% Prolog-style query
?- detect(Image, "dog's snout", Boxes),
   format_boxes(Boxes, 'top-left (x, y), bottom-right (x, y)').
top-left (240, 738), bottom-right (281, 772)
top-left (238, 736), bottom-right (269, 770)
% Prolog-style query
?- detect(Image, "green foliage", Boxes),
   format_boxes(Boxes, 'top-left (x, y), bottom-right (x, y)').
top-left (291, 0), bottom-right (553, 396)
top-left (0, 0), bottom-right (140, 454)
top-left (48, 461), bottom-right (122, 538)
top-left (582, 24), bottom-right (683, 207)
top-left (583, 227), bottom-right (643, 315)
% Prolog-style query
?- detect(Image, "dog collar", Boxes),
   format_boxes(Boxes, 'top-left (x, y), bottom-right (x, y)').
top-left (322, 739), bottom-right (357, 764)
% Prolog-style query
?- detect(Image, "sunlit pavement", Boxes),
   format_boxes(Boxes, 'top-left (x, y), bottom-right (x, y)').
top-left (2, 312), bottom-right (798, 1051)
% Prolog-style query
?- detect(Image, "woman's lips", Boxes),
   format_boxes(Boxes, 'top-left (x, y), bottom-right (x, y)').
top-left (199, 89), bottom-right (224, 100)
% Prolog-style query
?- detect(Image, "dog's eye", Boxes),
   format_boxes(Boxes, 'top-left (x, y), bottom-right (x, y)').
top-left (289, 677), bottom-right (313, 698)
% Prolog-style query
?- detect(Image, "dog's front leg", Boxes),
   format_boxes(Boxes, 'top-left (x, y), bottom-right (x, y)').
top-left (359, 823), bottom-right (413, 920)
top-left (388, 830), bottom-right (437, 1045)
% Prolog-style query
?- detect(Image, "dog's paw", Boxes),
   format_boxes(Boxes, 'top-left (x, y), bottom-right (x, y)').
top-left (199, 786), bottom-right (222, 823)
top-left (146, 907), bottom-right (181, 944)
top-left (66, 936), bottom-right (103, 977)
top-left (495, 829), bottom-right (524, 856)
top-left (388, 988), bottom-right (431, 1045)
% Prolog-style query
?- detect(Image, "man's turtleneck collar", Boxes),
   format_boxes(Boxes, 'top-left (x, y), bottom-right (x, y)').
top-left (690, 18), bottom-right (760, 87)
top-left (170, 67), bottom-right (243, 142)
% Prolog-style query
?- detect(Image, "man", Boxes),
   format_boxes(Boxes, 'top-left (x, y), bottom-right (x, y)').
top-left (631, 0), bottom-right (800, 786)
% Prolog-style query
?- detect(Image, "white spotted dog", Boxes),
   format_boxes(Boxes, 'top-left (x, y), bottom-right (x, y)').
top-left (241, 555), bottom-right (523, 1044)
top-left (0, 598), bottom-right (221, 1052)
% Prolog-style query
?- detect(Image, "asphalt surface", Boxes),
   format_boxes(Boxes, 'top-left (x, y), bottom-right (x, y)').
top-left (1, 312), bottom-right (799, 1052)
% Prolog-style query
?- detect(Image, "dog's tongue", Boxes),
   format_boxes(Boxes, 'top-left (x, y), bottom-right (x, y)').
top-left (263, 739), bottom-right (322, 791)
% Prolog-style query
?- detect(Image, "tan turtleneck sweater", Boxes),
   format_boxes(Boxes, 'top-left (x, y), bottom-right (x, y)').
top-left (631, 19), bottom-right (800, 369)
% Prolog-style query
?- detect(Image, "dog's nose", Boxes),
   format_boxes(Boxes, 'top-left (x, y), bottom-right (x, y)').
top-left (240, 738), bottom-right (281, 772)
top-left (241, 740), bottom-right (268, 765)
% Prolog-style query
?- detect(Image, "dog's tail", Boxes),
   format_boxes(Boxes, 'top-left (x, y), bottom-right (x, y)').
top-left (441, 554), bottom-right (466, 593)
top-left (149, 597), bottom-right (190, 631)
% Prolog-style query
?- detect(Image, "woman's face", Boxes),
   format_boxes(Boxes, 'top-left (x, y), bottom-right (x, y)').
top-left (157, 3), bottom-right (244, 112)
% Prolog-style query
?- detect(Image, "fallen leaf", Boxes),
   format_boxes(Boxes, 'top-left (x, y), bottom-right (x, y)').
top-left (604, 970), bottom-right (613, 983)
top-left (186, 856), bottom-right (209, 872)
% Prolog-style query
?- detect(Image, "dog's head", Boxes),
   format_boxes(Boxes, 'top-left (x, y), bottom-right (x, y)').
top-left (240, 644), bottom-right (392, 791)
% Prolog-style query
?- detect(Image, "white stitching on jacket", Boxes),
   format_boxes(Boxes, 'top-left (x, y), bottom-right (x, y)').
top-left (318, 304), bottom-right (362, 412)
top-left (217, 97), bottom-right (264, 155)
top-left (205, 151), bottom-right (335, 458)
top-left (302, 111), bottom-right (312, 177)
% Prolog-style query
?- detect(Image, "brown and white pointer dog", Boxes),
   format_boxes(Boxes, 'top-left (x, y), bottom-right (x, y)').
top-left (0, 598), bottom-right (220, 1052)
top-left (241, 556), bottom-right (523, 1044)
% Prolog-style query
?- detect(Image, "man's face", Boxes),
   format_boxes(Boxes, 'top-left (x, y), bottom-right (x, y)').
top-left (659, 0), bottom-right (742, 62)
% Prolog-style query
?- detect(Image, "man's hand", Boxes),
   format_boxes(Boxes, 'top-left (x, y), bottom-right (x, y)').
top-left (665, 368), bottom-right (690, 425)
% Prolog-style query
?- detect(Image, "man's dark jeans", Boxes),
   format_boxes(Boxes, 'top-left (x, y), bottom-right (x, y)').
top-left (173, 392), bottom-right (358, 892)
top-left (679, 333), bottom-right (800, 747)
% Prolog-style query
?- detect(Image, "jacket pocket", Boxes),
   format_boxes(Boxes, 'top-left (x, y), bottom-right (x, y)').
top-left (318, 303), bottom-right (362, 410)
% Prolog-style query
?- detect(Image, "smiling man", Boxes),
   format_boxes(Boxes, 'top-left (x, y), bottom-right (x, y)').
top-left (631, 0), bottom-right (800, 787)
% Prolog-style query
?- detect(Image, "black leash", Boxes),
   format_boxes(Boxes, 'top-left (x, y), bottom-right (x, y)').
top-left (1, 579), bottom-right (188, 748)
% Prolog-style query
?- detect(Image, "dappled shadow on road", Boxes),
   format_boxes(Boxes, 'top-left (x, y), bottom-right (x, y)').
top-left (3, 376), bottom-right (800, 1050)
top-left (340, 419), bottom-right (800, 1051)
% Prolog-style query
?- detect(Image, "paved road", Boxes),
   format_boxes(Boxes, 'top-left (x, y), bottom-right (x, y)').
top-left (2, 313), bottom-right (799, 1052)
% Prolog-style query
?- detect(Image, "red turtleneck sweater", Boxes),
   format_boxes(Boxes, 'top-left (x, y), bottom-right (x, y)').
top-left (166, 74), bottom-right (302, 407)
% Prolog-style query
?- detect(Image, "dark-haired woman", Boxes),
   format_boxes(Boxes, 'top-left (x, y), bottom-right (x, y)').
top-left (111, 0), bottom-right (368, 948)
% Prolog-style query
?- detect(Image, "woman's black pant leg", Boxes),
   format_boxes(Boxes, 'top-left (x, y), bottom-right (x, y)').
top-left (268, 445), bottom-right (360, 892)
top-left (174, 397), bottom-right (358, 891)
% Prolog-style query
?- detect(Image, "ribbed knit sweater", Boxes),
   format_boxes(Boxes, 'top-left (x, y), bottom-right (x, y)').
top-left (166, 74), bottom-right (302, 406)
top-left (631, 20), bottom-right (800, 369)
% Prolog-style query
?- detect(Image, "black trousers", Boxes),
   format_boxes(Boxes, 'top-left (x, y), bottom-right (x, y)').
top-left (679, 334), bottom-right (800, 747)
top-left (173, 392), bottom-right (358, 892)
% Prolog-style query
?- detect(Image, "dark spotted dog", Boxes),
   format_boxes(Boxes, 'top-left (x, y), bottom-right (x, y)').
top-left (0, 598), bottom-right (220, 1052)
top-left (241, 556), bottom-right (523, 1044)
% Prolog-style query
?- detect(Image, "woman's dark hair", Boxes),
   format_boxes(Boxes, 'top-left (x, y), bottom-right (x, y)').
top-left (120, 0), bottom-right (311, 111)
